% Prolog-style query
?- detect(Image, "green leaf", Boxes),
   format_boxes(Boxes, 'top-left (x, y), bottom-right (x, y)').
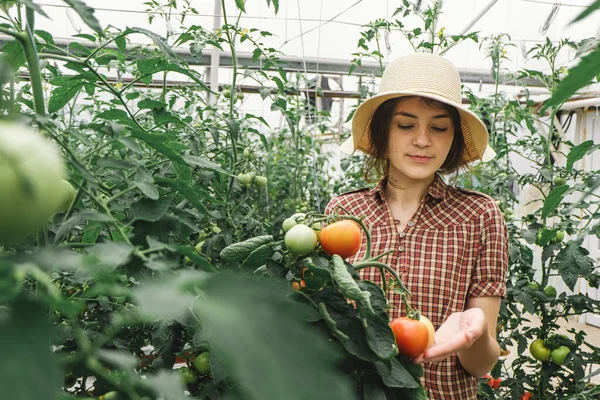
top-left (138, 98), bottom-right (168, 109)
top-left (134, 270), bottom-right (205, 320)
top-left (130, 196), bottom-right (173, 222)
top-left (240, 243), bottom-right (274, 269)
top-left (331, 255), bottom-right (374, 315)
top-left (62, 0), bottom-right (104, 36)
top-left (135, 166), bottom-right (159, 200)
top-left (16, 0), bottom-right (48, 17)
top-left (96, 109), bottom-right (137, 128)
top-left (566, 140), bottom-right (597, 172)
top-left (34, 30), bottom-right (55, 45)
top-left (55, 210), bottom-right (113, 244)
top-left (97, 349), bottom-right (139, 370)
top-left (48, 83), bottom-right (84, 113)
top-left (572, 0), bottom-right (600, 23)
top-left (542, 47), bottom-right (600, 112)
top-left (2, 40), bottom-right (25, 72)
top-left (124, 27), bottom-right (179, 63)
top-left (142, 371), bottom-right (188, 400)
top-left (0, 298), bottom-right (61, 400)
top-left (220, 235), bottom-right (274, 262)
top-left (155, 177), bottom-right (212, 214)
top-left (363, 374), bottom-right (386, 400)
top-left (234, 0), bottom-right (246, 12)
top-left (152, 108), bottom-right (181, 125)
top-left (555, 240), bottom-right (594, 291)
top-left (86, 242), bottom-right (133, 269)
top-left (131, 130), bottom-right (187, 164)
top-left (374, 358), bottom-right (419, 389)
top-left (176, 245), bottom-right (216, 272)
top-left (182, 155), bottom-right (231, 175)
top-left (311, 288), bottom-right (379, 362)
top-left (225, 118), bottom-right (239, 141)
top-left (542, 184), bottom-right (570, 219)
top-left (194, 272), bottom-right (358, 400)
top-left (115, 35), bottom-right (126, 53)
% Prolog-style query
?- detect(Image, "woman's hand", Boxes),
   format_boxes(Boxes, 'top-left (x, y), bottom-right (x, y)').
top-left (413, 308), bottom-right (487, 363)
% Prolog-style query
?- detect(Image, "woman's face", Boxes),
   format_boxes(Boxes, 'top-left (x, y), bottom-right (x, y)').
top-left (386, 97), bottom-right (456, 182)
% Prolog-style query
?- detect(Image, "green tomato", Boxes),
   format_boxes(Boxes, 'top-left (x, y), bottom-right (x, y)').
top-left (527, 281), bottom-right (540, 290)
top-left (179, 367), bottom-right (198, 384)
top-left (550, 345), bottom-right (570, 366)
top-left (529, 339), bottom-right (551, 361)
top-left (282, 217), bottom-right (297, 233)
top-left (553, 177), bottom-right (567, 186)
top-left (285, 224), bottom-right (318, 256)
top-left (55, 179), bottom-right (77, 213)
top-left (535, 231), bottom-right (543, 246)
top-left (237, 173), bottom-right (252, 186)
top-left (0, 121), bottom-right (67, 243)
top-left (236, 91), bottom-right (245, 100)
top-left (543, 285), bottom-right (557, 300)
top-left (222, 89), bottom-right (231, 98)
top-left (102, 392), bottom-right (120, 400)
top-left (193, 352), bottom-right (211, 375)
top-left (254, 176), bottom-right (268, 188)
top-left (555, 231), bottom-right (565, 242)
top-left (242, 147), bottom-right (256, 160)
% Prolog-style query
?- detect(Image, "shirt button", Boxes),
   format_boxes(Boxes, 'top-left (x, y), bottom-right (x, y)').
top-left (399, 232), bottom-right (406, 238)
top-left (398, 246), bottom-right (405, 252)
top-left (407, 221), bottom-right (414, 227)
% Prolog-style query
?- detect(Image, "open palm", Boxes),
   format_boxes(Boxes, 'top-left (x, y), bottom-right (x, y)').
top-left (413, 308), bottom-right (488, 363)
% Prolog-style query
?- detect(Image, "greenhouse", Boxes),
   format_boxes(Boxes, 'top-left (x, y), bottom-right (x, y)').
top-left (1, 0), bottom-right (600, 399)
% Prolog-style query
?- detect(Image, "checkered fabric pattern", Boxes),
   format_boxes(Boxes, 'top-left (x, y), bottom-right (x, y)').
top-left (325, 174), bottom-right (508, 400)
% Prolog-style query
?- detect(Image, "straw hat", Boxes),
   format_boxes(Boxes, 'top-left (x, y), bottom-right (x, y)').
top-left (340, 53), bottom-right (496, 163)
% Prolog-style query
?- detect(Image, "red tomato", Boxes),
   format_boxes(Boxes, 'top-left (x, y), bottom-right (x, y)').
top-left (389, 316), bottom-right (433, 357)
top-left (484, 374), bottom-right (502, 389)
top-left (320, 220), bottom-right (362, 258)
top-left (520, 391), bottom-right (533, 400)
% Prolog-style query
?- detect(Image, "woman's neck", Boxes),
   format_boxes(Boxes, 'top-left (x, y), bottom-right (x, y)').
top-left (384, 173), bottom-right (435, 208)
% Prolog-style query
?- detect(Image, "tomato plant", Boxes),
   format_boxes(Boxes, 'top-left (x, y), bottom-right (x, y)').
top-left (320, 220), bottom-right (362, 259)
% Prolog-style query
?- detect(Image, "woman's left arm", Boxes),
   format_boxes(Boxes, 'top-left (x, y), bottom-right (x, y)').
top-left (456, 296), bottom-right (501, 377)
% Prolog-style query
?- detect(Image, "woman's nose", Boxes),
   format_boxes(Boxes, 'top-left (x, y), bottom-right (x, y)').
top-left (413, 126), bottom-right (432, 147)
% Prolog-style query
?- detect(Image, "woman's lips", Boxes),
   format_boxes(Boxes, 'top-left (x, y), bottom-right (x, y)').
top-left (408, 155), bottom-right (432, 163)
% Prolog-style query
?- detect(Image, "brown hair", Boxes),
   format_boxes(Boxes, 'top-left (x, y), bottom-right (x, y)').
top-left (362, 96), bottom-right (466, 181)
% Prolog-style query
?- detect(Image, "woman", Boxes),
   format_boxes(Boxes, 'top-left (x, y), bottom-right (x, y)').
top-left (326, 53), bottom-right (508, 399)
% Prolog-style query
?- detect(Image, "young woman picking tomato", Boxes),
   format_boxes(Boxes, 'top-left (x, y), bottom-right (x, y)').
top-left (325, 53), bottom-right (508, 399)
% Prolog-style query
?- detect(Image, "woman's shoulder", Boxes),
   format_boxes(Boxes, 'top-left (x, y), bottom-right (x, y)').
top-left (325, 187), bottom-right (375, 215)
top-left (446, 185), bottom-right (502, 216)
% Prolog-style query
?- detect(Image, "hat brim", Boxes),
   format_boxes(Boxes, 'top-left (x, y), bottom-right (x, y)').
top-left (340, 91), bottom-right (494, 163)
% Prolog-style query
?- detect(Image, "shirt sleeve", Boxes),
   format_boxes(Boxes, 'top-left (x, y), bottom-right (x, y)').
top-left (468, 200), bottom-right (509, 298)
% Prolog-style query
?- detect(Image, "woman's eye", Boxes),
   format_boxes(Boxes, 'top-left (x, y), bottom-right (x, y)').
top-left (431, 127), bottom-right (448, 132)
top-left (397, 125), bottom-right (413, 130)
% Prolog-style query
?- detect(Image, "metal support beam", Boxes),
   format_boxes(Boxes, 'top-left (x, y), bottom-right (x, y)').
top-left (208, 0), bottom-right (222, 104)
top-left (0, 34), bottom-right (545, 86)
top-left (459, 0), bottom-right (499, 35)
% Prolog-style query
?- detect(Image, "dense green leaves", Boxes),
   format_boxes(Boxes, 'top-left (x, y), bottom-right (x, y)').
top-left (0, 299), bottom-right (62, 400)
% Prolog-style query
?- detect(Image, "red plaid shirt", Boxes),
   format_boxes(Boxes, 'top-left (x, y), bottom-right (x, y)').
top-left (325, 174), bottom-right (508, 399)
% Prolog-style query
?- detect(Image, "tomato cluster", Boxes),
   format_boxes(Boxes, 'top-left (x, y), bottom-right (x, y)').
top-left (283, 215), bottom-right (362, 259)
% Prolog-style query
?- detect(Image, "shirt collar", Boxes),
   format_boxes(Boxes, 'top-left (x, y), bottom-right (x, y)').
top-left (370, 173), bottom-right (448, 201)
